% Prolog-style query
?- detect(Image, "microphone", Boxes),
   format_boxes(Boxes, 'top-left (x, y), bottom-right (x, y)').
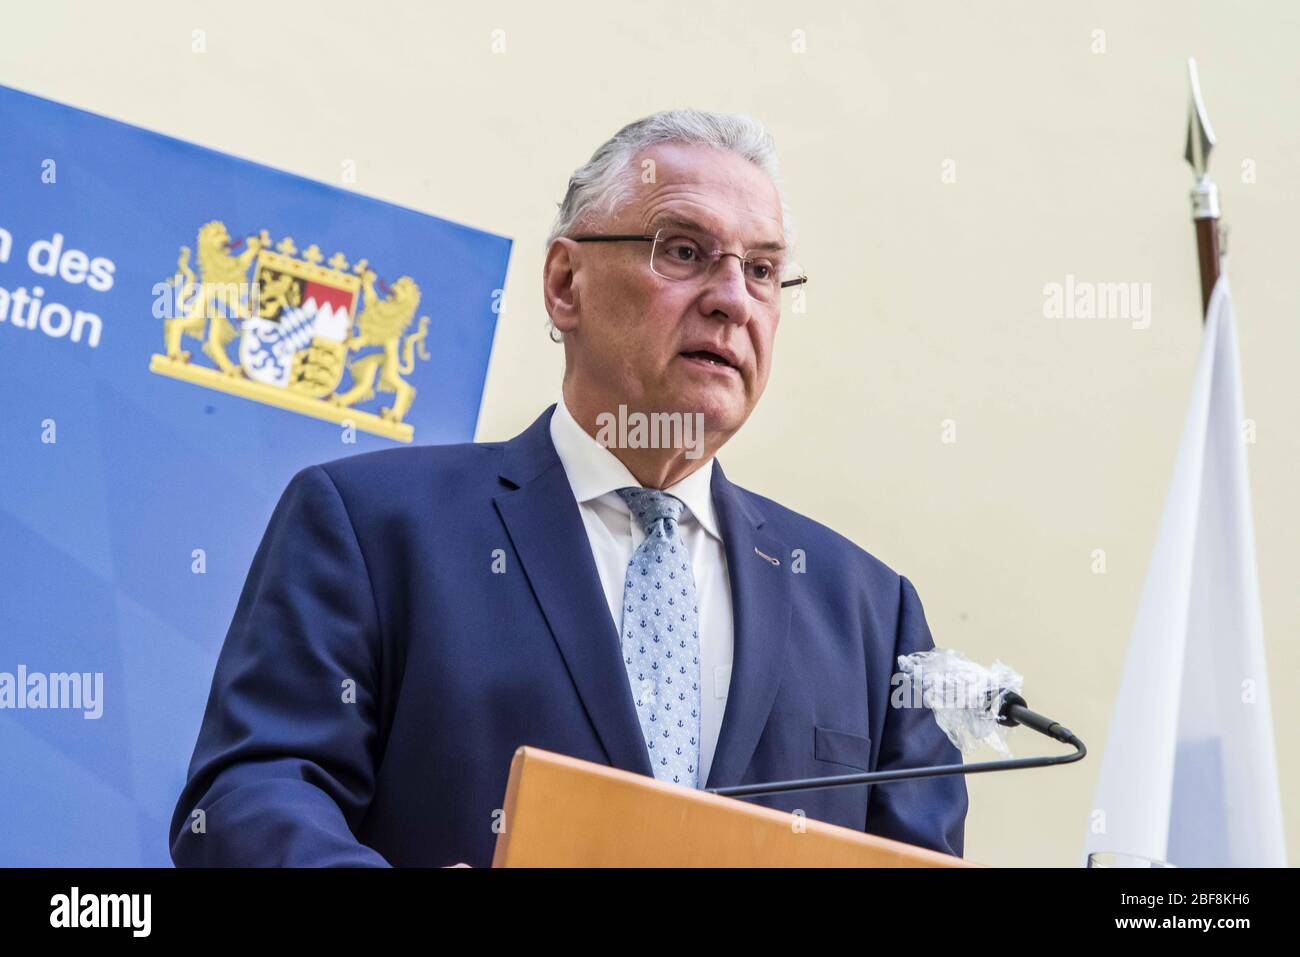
top-left (705, 649), bottom-right (1085, 800)
top-left (998, 691), bottom-right (1083, 746)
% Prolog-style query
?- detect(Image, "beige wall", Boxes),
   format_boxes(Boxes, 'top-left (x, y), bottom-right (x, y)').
top-left (5, 0), bottom-right (1294, 866)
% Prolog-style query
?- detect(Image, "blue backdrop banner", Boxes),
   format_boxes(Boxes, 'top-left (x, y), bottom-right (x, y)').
top-left (0, 85), bottom-right (511, 865)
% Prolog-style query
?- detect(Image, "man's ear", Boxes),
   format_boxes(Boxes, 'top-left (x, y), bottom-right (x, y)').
top-left (543, 238), bottom-right (581, 335)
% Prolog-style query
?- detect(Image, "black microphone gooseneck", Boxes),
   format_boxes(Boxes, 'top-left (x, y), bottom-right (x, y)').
top-left (705, 691), bottom-right (1085, 800)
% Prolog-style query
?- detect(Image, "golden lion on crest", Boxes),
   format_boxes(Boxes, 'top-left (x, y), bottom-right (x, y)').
top-left (332, 270), bottom-right (431, 423)
top-left (163, 221), bottom-right (261, 376)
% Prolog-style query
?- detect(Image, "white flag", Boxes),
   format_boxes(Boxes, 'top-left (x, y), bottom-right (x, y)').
top-left (1083, 276), bottom-right (1287, 866)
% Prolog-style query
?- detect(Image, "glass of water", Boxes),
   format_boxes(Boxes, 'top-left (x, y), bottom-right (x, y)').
top-left (1087, 851), bottom-right (1178, 868)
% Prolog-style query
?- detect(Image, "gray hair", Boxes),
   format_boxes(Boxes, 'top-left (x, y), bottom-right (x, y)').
top-left (545, 109), bottom-right (795, 341)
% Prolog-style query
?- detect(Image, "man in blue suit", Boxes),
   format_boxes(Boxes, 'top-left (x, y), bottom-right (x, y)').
top-left (171, 110), bottom-right (967, 867)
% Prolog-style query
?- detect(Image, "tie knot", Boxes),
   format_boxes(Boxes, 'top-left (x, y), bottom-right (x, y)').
top-left (616, 487), bottom-right (685, 533)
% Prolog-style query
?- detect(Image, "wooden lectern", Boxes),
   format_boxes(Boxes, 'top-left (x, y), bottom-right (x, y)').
top-left (492, 746), bottom-right (978, 867)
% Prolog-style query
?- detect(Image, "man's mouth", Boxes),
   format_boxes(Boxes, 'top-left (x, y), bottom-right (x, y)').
top-left (679, 348), bottom-right (739, 373)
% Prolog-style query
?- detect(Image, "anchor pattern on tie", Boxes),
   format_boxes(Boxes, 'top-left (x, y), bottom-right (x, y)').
top-left (616, 486), bottom-right (702, 788)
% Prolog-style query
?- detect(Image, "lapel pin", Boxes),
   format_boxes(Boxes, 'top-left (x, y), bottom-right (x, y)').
top-left (753, 546), bottom-right (780, 567)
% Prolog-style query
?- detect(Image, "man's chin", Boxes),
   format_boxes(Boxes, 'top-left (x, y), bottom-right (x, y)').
top-left (679, 387), bottom-right (748, 437)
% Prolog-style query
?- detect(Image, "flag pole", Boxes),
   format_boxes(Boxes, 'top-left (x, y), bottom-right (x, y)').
top-left (1186, 57), bottom-right (1222, 321)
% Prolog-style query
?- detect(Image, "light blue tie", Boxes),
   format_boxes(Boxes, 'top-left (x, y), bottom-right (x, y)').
top-left (616, 487), bottom-right (702, 788)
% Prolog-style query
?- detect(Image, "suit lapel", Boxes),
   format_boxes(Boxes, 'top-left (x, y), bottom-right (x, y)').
top-left (705, 461), bottom-right (792, 789)
top-left (492, 405), bottom-right (654, 778)
top-left (491, 405), bottom-right (792, 789)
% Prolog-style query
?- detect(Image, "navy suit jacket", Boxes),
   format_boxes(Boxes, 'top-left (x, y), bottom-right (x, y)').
top-left (170, 404), bottom-right (967, 866)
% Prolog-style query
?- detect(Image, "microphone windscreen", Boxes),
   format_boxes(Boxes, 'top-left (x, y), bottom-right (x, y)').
top-left (895, 649), bottom-right (1025, 756)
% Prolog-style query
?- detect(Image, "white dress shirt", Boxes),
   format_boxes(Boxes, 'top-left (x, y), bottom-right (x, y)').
top-left (548, 396), bottom-right (735, 786)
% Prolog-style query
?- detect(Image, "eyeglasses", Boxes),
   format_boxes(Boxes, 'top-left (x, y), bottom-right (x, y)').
top-left (571, 225), bottom-right (807, 304)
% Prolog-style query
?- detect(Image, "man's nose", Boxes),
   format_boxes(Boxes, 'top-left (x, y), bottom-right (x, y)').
top-left (698, 254), bottom-right (752, 324)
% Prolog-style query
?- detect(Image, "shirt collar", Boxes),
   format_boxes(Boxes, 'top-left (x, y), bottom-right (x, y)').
top-left (549, 396), bottom-right (721, 541)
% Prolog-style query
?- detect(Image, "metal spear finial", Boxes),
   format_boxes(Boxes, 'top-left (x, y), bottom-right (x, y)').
top-left (1186, 57), bottom-right (1220, 219)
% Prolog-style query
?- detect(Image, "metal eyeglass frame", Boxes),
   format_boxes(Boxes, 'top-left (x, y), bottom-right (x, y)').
top-left (571, 226), bottom-right (808, 301)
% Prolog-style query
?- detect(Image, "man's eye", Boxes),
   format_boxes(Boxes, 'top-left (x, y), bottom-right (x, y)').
top-left (666, 242), bottom-right (698, 262)
top-left (748, 262), bottom-right (773, 280)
